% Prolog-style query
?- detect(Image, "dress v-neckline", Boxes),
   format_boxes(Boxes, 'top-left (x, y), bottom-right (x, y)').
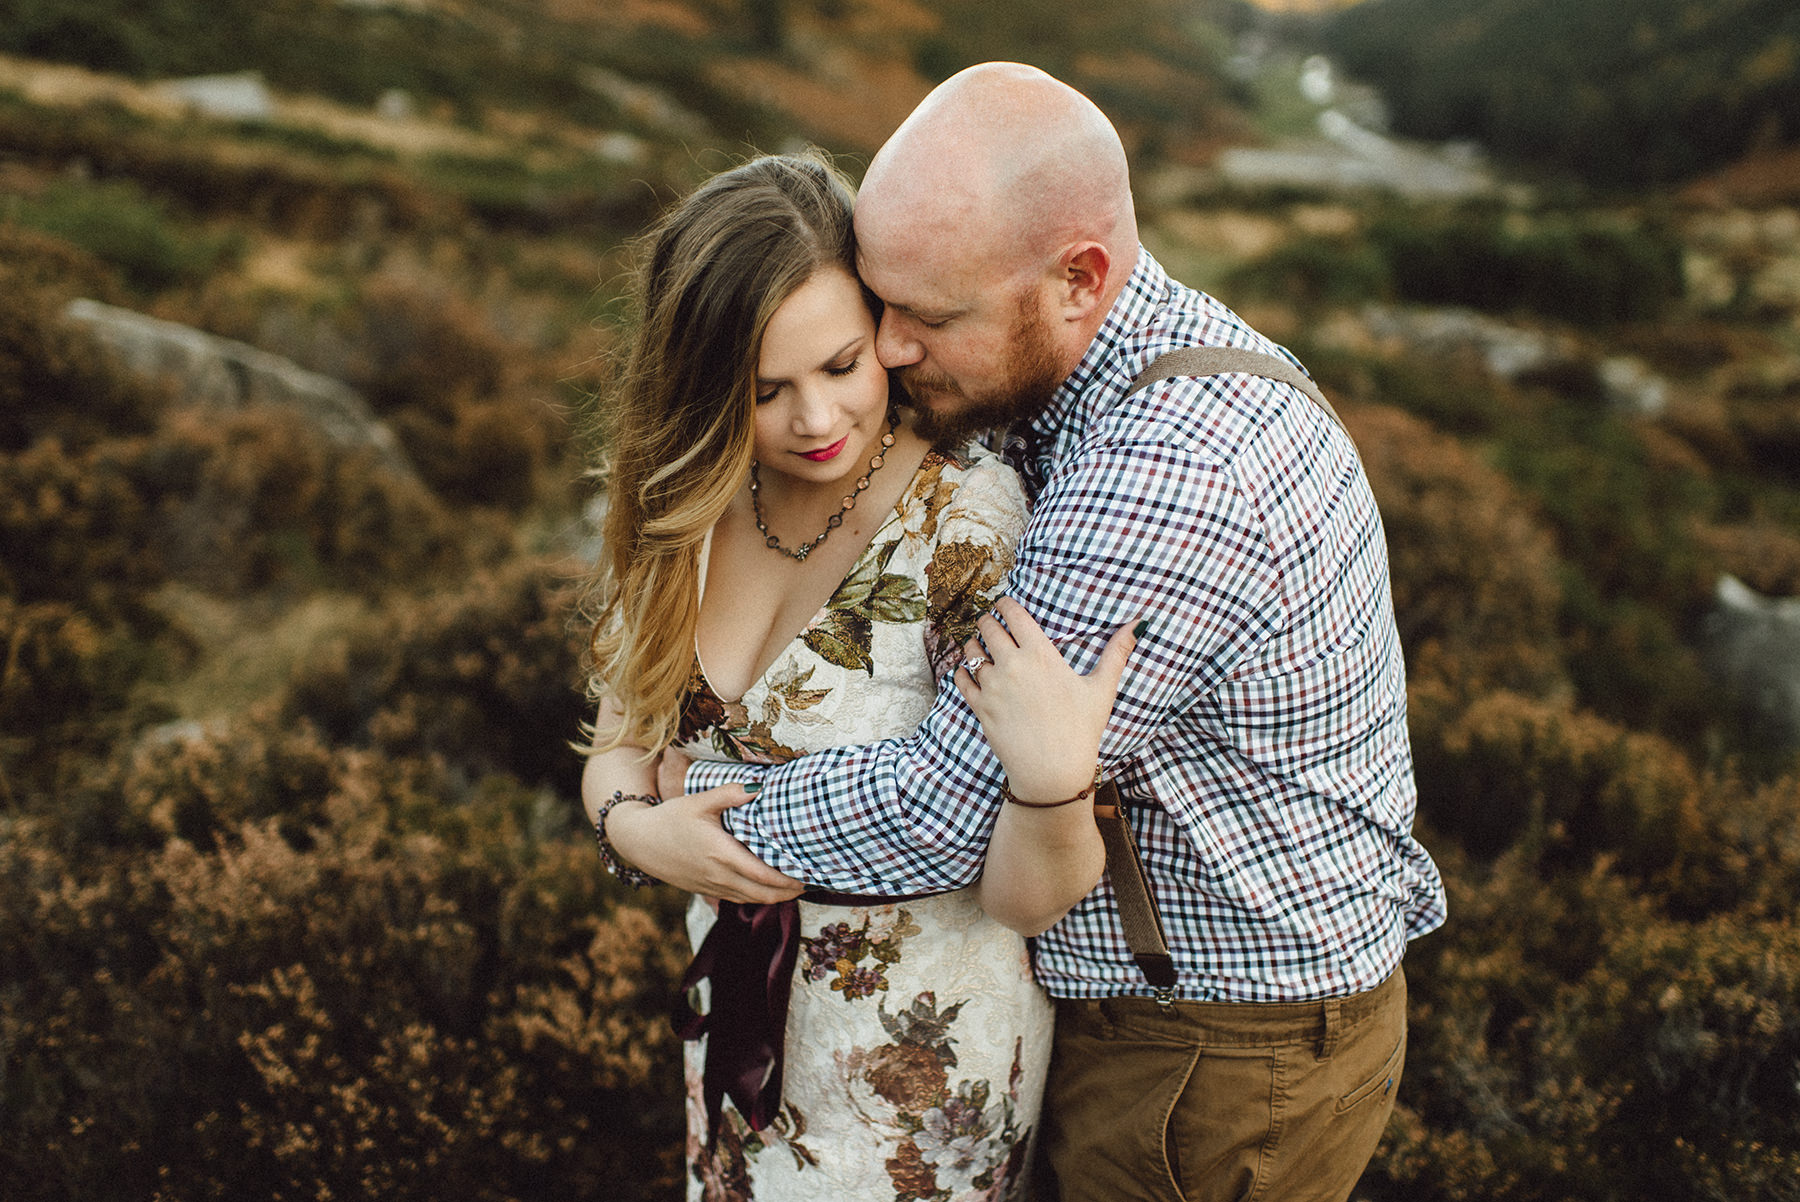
top-left (694, 451), bottom-right (937, 705)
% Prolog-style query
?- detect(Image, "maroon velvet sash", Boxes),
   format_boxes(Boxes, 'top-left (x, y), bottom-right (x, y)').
top-left (672, 889), bottom-right (945, 1137)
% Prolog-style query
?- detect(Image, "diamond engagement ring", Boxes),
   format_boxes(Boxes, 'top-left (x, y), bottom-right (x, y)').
top-left (962, 655), bottom-right (992, 681)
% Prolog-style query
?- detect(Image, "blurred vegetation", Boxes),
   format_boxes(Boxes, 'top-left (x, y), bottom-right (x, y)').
top-left (1323, 0), bottom-right (1800, 189)
top-left (1, 0), bottom-right (1799, 1199)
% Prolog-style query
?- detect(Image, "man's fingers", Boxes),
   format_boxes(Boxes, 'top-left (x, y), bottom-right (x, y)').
top-left (716, 850), bottom-right (806, 898)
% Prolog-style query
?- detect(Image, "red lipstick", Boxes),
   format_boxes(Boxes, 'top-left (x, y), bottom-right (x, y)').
top-left (800, 436), bottom-right (848, 462)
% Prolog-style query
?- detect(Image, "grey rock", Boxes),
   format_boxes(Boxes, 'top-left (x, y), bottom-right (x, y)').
top-left (62, 298), bottom-right (410, 473)
top-left (155, 72), bottom-right (276, 123)
top-left (1704, 574), bottom-right (1800, 747)
top-left (1361, 304), bottom-right (1577, 379)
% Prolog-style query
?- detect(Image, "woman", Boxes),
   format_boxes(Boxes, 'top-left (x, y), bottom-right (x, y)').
top-left (579, 151), bottom-right (1128, 1202)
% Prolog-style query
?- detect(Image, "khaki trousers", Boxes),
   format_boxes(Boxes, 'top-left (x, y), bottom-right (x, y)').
top-left (1036, 967), bottom-right (1405, 1202)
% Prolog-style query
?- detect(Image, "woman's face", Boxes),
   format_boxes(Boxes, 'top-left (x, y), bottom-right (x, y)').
top-left (752, 266), bottom-right (889, 489)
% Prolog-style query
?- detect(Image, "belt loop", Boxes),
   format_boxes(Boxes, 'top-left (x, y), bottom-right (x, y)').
top-left (1317, 997), bottom-right (1341, 1060)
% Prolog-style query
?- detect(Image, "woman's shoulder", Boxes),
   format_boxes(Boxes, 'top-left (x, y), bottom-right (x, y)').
top-left (918, 437), bottom-right (1025, 505)
top-left (893, 437), bottom-right (1028, 550)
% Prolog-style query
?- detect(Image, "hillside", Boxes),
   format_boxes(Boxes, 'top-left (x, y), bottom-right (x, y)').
top-left (3, 2), bottom-right (1800, 1200)
top-left (1320, 0), bottom-right (1800, 190)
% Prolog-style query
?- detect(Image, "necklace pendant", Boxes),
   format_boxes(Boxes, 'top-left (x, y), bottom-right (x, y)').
top-left (792, 544), bottom-right (810, 561)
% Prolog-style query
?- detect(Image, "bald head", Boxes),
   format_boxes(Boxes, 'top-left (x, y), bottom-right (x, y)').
top-left (858, 62), bottom-right (1137, 285)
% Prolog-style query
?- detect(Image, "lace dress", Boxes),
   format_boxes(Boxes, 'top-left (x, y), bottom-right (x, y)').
top-left (675, 442), bottom-right (1052, 1202)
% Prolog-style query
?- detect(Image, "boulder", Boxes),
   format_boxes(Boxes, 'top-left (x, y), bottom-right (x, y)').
top-left (155, 72), bottom-right (275, 123)
top-left (1704, 573), bottom-right (1800, 747)
top-left (62, 298), bottom-right (410, 473)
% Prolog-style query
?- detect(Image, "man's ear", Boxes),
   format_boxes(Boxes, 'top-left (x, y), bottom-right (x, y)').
top-left (1056, 242), bottom-right (1111, 320)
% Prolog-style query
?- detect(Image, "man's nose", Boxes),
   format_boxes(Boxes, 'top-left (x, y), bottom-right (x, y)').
top-left (875, 309), bottom-right (924, 369)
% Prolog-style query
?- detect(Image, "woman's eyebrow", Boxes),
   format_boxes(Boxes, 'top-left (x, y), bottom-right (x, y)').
top-left (758, 336), bottom-right (865, 386)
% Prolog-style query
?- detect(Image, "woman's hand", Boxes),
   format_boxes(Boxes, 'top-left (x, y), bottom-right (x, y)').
top-left (605, 784), bottom-right (806, 904)
top-left (953, 597), bottom-right (1138, 803)
top-left (953, 597), bottom-right (1140, 936)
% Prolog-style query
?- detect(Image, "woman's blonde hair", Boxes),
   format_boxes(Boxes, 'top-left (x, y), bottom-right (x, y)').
top-left (584, 150), bottom-right (866, 754)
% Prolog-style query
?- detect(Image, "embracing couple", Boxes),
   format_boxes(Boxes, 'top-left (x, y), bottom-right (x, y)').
top-left (581, 62), bottom-right (1445, 1202)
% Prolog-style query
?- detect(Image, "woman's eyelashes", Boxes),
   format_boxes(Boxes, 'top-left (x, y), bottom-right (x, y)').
top-left (754, 357), bottom-right (860, 404)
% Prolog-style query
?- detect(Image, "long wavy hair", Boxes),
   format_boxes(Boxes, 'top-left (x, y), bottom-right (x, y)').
top-left (584, 150), bottom-right (865, 754)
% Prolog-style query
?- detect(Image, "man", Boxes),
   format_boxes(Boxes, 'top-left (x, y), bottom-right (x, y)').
top-left (614, 62), bottom-right (1445, 1201)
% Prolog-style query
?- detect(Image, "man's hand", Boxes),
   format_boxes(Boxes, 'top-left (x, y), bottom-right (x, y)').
top-left (657, 746), bottom-right (694, 801)
top-left (606, 782), bottom-right (804, 904)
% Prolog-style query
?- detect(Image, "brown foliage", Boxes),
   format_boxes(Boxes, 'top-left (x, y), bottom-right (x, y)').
top-left (0, 223), bottom-right (128, 309)
top-left (1346, 403), bottom-right (1566, 699)
top-left (0, 101), bottom-right (444, 240)
top-left (1410, 688), bottom-right (1704, 883)
top-left (283, 555), bottom-right (592, 792)
top-left (0, 435), bottom-right (164, 618)
top-left (0, 279), bottom-right (167, 454)
top-left (143, 406), bottom-right (474, 597)
top-left (0, 718), bottom-right (686, 1201)
top-left (330, 280), bottom-right (564, 508)
top-left (1693, 516), bottom-right (1800, 598)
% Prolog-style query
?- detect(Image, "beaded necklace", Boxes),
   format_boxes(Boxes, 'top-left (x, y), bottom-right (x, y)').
top-left (749, 411), bottom-right (899, 561)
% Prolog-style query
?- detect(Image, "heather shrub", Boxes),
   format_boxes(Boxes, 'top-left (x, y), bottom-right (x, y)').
top-left (0, 281), bottom-right (166, 454)
top-left (7, 176), bottom-right (242, 294)
top-left (1369, 821), bottom-right (1800, 1202)
top-left (1694, 515), bottom-right (1800, 598)
top-left (145, 406), bottom-right (471, 596)
top-left (346, 280), bottom-right (511, 419)
top-left (0, 223), bottom-right (127, 310)
top-left (1367, 845), bottom-right (1652, 1202)
top-left (335, 280), bottom-right (561, 509)
top-left (1494, 412), bottom-right (1718, 742)
top-left (0, 720), bottom-right (686, 1202)
top-left (1346, 403), bottom-right (1566, 700)
top-left (391, 394), bottom-right (559, 509)
top-left (1226, 235), bottom-right (1392, 311)
top-left (0, 435), bottom-right (164, 620)
top-left (1410, 689), bottom-right (1703, 883)
top-left (283, 556), bottom-right (592, 793)
top-left (1367, 210), bottom-right (1686, 326)
top-left (0, 599), bottom-right (142, 799)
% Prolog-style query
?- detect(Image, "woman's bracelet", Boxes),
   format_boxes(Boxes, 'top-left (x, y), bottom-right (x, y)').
top-left (1001, 765), bottom-right (1104, 809)
top-left (595, 791), bottom-right (661, 887)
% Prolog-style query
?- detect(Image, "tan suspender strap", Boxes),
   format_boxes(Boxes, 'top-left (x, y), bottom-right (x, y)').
top-left (1125, 345), bottom-right (1346, 433)
top-left (1093, 780), bottom-right (1176, 1000)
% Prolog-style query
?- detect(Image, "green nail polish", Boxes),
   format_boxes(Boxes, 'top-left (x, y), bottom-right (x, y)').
top-left (744, 781), bottom-right (763, 793)
top-left (1133, 619), bottom-right (1149, 638)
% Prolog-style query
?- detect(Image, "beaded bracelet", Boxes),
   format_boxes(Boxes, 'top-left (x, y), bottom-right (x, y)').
top-left (1000, 765), bottom-right (1104, 809)
top-left (594, 791), bottom-right (661, 887)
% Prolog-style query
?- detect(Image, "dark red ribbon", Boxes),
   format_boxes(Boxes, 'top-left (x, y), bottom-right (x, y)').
top-left (673, 899), bottom-right (800, 1136)
top-left (672, 889), bottom-right (946, 1137)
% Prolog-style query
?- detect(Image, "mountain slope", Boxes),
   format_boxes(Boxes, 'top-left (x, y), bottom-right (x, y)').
top-left (1322, 0), bottom-right (1800, 188)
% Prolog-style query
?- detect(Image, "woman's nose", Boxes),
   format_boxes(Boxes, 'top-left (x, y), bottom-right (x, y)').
top-left (789, 385), bottom-right (837, 435)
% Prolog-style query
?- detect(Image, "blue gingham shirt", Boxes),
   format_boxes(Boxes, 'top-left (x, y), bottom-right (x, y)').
top-left (690, 249), bottom-right (1446, 1002)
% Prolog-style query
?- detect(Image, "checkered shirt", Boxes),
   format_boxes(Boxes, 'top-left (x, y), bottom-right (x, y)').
top-left (690, 248), bottom-right (1446, 1002)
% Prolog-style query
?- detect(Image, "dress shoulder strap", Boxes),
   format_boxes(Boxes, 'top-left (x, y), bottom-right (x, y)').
top-left (1125, 345), bottom-right (1346, 433)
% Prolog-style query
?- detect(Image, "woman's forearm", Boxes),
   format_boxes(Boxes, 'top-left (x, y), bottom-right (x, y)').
top-left (974, 800), bottom-right (1105, 937)
top-left (580, 699), bottom-right (660, 860)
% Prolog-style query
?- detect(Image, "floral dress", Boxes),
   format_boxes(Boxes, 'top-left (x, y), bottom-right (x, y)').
top-left (676, 442), bottom-right (1052, 1202)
